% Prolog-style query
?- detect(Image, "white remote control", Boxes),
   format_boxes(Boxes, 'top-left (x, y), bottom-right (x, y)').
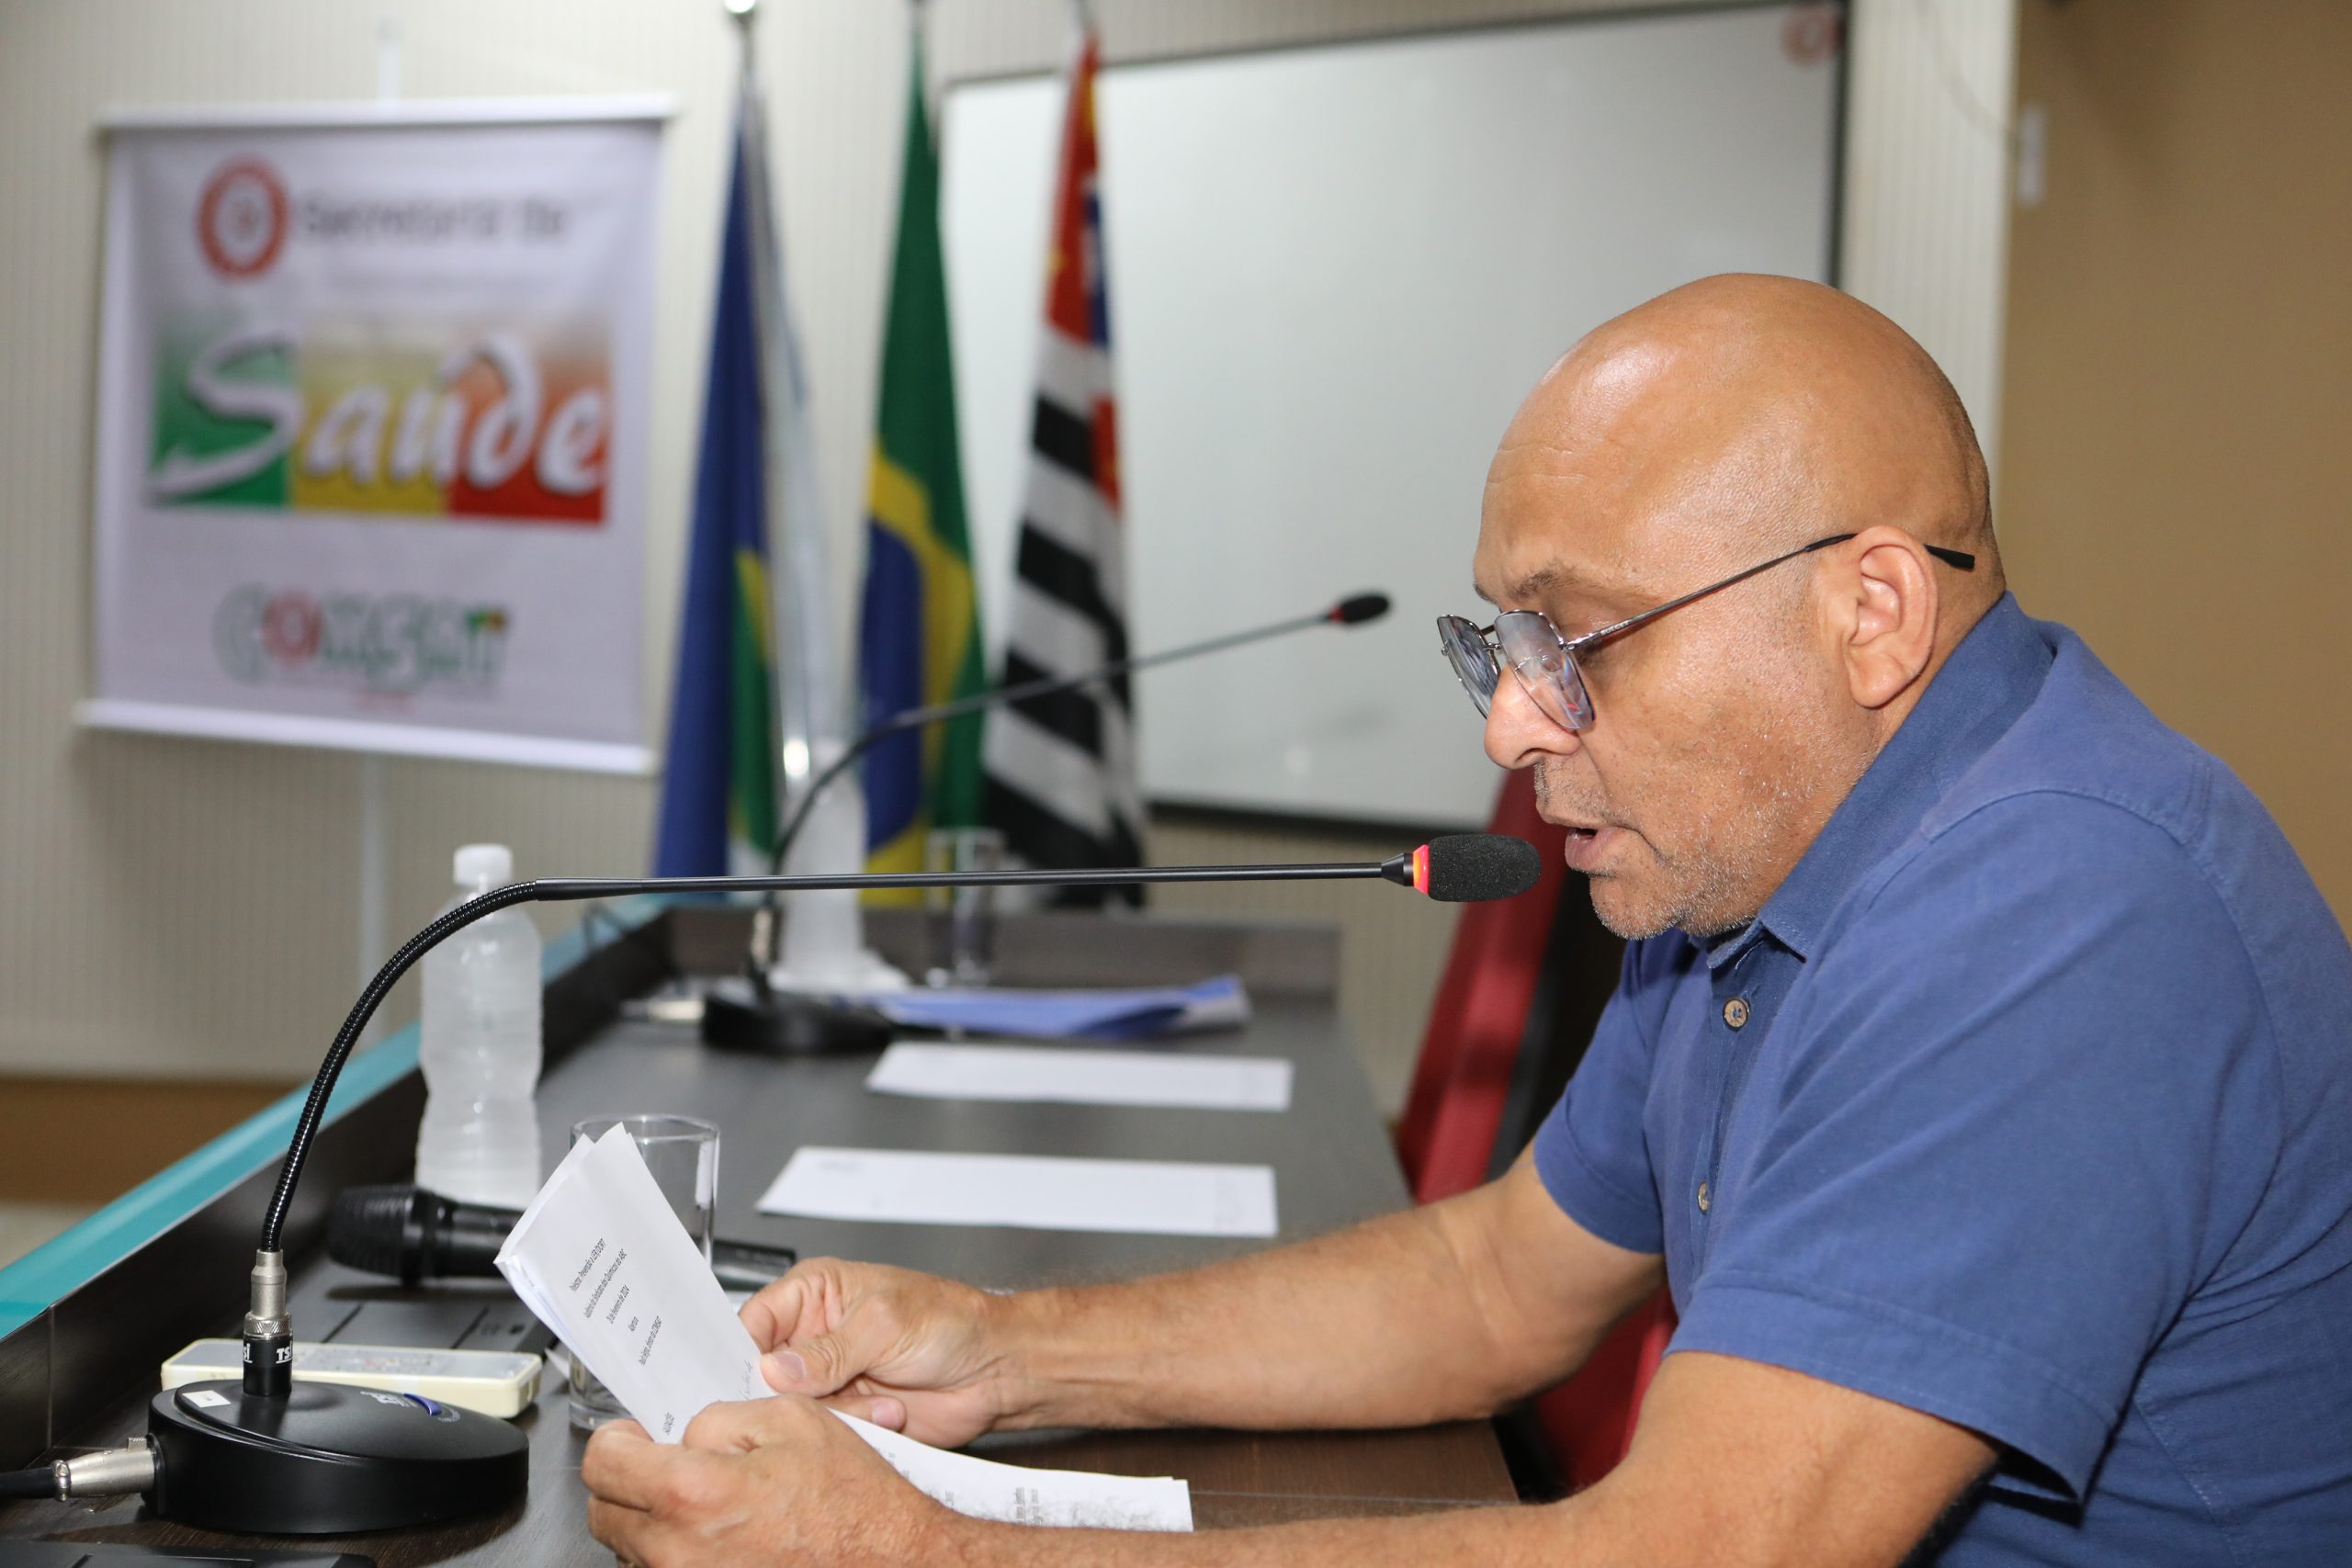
top-left (160, 1338), bottom-right (542, 1418)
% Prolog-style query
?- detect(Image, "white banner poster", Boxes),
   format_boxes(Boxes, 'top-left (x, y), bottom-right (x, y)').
top-left (85, 104), bottom-right (664, 772)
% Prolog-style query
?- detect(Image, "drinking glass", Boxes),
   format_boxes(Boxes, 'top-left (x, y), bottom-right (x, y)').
top-left (564, 1113), bottom-right (718, 1432)
top-left (922, 826), bottom-right (1005, 988)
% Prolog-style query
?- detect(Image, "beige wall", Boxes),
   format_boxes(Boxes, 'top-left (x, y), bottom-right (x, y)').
top-left (2000, 0), bottom-right (2352, 921)
top-left (0, 0), bottom-right (2014, 1119)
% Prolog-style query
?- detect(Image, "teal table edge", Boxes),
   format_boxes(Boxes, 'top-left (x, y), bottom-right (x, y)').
top-left (0, 894), bottom-right (671, 1336)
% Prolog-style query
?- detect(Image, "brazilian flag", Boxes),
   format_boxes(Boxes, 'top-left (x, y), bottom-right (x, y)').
top-left (858, 28), bottom-right (987, 896)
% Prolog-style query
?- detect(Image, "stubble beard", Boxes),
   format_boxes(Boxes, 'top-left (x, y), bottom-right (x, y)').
top-left (1541, 679), bottom-right (1849, 944)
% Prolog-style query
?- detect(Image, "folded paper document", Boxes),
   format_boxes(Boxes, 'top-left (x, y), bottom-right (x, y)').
top-left (866, 1042), bottom-right (1293, 1112)
top-left (759, 1146), bottom-right (1279, 1238)
top-left (855, 974), bottom-right (1249, 1041)
top-left (495, 1126), bottom-right (1191, 1529)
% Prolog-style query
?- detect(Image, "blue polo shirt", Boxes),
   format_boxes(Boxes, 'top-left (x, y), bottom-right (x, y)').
top-left (1532, 595), bottom-right (2352, 1563)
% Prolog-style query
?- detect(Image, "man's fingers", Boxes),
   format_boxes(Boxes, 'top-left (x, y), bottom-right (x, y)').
top-left (763, 1325), bottom-right (868, 1397)
top-left (586, 1495), bottom-right (659, 1565)
top-left (580, 1420), bottom-right (667, 1511)
top-left (740, 1263), bottom-right (831, 1353)
top-left (819, 1390), bottom-right (909, 1431)
top-left (681, 1394), bottom-right (822, 1452)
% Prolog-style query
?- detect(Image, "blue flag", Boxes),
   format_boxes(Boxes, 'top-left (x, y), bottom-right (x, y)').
top-left (653, 106), bottom-right (779, 876)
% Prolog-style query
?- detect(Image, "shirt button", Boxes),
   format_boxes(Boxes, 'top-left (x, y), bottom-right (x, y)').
top-left (1697, 1181), bottom-right (1712, 1213)
top-left (1723, 997), bottom-right (1750, 1030)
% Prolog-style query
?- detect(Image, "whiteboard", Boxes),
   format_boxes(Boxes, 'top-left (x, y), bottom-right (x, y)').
top-left (943, 5), bottom-right (1841, 828)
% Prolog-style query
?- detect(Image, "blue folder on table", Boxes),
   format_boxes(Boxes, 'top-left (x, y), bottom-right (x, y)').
top-left (856, 974), bottom-right (1250, 1042)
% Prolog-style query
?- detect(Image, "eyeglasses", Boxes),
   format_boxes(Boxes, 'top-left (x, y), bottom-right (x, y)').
top-left (1437, 533), bottom-right (1976, 731)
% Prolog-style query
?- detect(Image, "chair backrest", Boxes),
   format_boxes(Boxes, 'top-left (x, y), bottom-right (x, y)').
top-left (1396, 768), bottom-right (1672, 1490)
top-left (1395, 769), bottom-right (1567, 1202)
top-left (1536, 1290), bottom-right (1676, 1492)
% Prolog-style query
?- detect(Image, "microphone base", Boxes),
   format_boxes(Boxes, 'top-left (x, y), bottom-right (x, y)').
top-left (699, 978), bottom-right (894, 1056)
top-left (147, 1380), bottom-right (527, 1534)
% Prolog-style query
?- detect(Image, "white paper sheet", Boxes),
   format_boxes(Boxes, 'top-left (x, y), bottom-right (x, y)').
top-left (495, 1126), bottom-right (1191, 1529)
top-left (844, 1415), bottom-right (1191, 1530)
top-left (757, 1147), bottom-right (1279, 1238)
top-left (866, 1042), bottom-right (1293, 1112)
top-left (494, 1124), bottom-right (764, 1443)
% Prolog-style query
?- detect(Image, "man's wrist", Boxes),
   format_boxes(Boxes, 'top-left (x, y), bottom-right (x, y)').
top-left (981, 1285), bottom-right (1091, 1431)
top-left (904, 1487), bottom-right (992, 1568)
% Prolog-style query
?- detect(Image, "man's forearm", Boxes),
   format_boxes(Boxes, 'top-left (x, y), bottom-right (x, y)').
top-left (945, 1498), bottom-right (1554, 1568)
top-left (984, 1166), bottom-right (1653, 1434)
top-left (991, 1204), bottom-right (1466, 1431)
top-left (933, 1353), bottom-right (1994, 1568)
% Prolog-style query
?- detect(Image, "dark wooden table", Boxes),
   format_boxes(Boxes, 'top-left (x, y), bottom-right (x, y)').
top-left (0, 905), bottom-right (1513, 1562)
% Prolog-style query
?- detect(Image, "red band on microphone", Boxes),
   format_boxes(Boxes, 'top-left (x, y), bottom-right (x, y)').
top-left (1412, 844), bottom-right (1430, 895)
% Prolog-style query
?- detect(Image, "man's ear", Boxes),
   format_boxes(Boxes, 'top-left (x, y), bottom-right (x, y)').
top-left (1838, 525), bottom-right (1940, 711)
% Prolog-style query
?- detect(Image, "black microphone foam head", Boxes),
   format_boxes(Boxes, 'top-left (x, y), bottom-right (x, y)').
top-left (1330, 592), bottom-right (1391, 626)
top-left (1421, 832), bottom-right (1544, 902)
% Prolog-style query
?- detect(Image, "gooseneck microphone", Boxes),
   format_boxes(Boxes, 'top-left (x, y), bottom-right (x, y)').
top-left (759, 591), bottom-right (1391, 890)
top-left (135, 833), bottom-right (1533, 1535)
top-left (268, 834), bottom-right (1531, 1270)
top-left (719, 591), bottom-right (1394, 1055)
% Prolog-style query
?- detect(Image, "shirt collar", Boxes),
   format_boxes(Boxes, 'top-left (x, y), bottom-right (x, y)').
top-left (1709, 593), bottom-right (2052, 969)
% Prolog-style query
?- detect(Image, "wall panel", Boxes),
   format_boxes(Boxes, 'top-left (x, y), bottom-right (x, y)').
top-left (2000, 0), bottom-right (2351, 919)
top-left (0, 0), bottom-right (2013, 1114)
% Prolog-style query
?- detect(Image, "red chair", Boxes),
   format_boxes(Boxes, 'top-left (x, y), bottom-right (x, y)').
top-left (1534, 1291), bottom-right (1676, 1491)
top-left (1396, 770), bottom-right (1674, 1493)
top-left (1396, 769), bottom-right (1567, 1205)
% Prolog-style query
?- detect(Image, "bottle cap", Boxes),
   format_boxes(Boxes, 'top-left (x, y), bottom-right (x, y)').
top-left (454, 843), bottom-right (514, 886)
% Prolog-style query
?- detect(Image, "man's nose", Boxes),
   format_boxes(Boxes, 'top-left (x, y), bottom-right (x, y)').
top-left (1483, 666), bottom-right (1579, 770)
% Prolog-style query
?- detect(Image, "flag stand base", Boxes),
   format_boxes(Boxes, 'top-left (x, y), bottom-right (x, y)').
top-left (698, 976), bottom-right (894, 1056)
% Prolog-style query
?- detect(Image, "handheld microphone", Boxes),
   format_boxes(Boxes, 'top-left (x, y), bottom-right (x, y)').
top-left (329, 1184), bottom-right (797, 1293)
top-left (143, 832), bottom-right (1534, 1535)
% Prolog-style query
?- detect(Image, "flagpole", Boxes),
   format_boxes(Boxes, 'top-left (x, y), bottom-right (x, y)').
top-left (729, 0), bottom-right (843, 830)
top-left (726, 0), bottom-right (790, 818)
top-left (716, 0), bottom-right (895, 989)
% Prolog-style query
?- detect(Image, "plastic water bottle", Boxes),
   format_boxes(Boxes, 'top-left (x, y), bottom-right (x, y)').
top-left (413, 843), bottom-right (544, 1207)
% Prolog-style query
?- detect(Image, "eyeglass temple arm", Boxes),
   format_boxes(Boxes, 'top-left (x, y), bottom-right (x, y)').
top-left (1563, 534), bottom-right (1974, 653)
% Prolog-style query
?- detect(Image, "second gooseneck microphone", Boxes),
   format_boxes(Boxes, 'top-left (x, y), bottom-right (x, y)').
top-left (720, 592), bottom-right (1397, 1055)
top-left (759, 590), bottom-right (1393, 889)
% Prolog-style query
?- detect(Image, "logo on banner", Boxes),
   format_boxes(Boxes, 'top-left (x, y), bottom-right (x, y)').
top-left (197, 159), bottom-right (290, 279)
top-left (150, 159), bottom-right (612, 525)
top-left (214, 585), bottom-right (512, 697)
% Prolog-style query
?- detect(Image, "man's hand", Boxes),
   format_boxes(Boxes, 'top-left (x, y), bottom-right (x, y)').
top-left (582, 1396), bottom-right (957, 1568)
top-left (741, 1258), bottom-right (1013, 1448)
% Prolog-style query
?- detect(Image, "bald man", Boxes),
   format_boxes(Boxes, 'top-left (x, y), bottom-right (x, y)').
top-left (583, 277), bottom-right (2352, 1566)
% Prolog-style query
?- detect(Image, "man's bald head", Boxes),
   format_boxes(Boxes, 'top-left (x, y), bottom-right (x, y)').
top-left (1491, 275), bottom-right (1999, 608)
top-left (1474, 275), bottom-right (2006, 940)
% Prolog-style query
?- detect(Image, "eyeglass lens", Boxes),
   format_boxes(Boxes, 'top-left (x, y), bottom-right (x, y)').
top-left (1436, 616), bottom-right (1499, 716)
top-left (1436, 613), bottom-right (1595, 730)
top-left (1495, 612), bottom-right (1595, 730)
